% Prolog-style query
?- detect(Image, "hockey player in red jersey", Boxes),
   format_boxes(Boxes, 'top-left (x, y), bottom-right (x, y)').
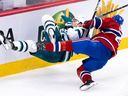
top-left (43, 15), bottom-right (124, 90)
top-left (0, 14), bottom-right (124, 91)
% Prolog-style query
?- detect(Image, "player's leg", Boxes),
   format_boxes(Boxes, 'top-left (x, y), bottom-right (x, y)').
top-left (72, 39), bottom-right (112, 59)
top-left (0, 32), bottom-right (38, 53)
top-left (44, 39), bottom-right (111, 59)
top-left (0, 15), bottom-right (56, 52)
top-left (41, 15), bottom-right (57, 43)
top-left (77, 57), bottom-right (108, 91)
top-left (72, 40), bottom-right (102, 58)
top-left (77, 59), bottom-right (96, 91)
top-left (11, 40), bottom-right (37, 53)
top-left (77, 64), bottom-right (92, 84)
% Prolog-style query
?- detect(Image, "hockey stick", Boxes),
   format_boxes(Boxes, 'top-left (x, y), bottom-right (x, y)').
top-left (85, 0), bottom-right (101, 37)
top-left (99, 3), bottom-right (128, 17)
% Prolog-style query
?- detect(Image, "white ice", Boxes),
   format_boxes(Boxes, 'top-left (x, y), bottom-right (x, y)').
top-left (0, 49), bottom-right (128, 96)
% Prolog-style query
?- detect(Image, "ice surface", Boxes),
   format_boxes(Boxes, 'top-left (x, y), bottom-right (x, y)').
top-left (0, 49), bottom-right (128, 96)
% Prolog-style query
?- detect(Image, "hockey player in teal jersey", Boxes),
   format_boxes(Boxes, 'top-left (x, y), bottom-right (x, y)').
top-left (0, 15), bottom-right (86, 63)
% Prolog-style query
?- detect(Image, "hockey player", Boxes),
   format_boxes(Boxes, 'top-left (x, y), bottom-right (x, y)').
top-left (0, 15), bottom-right (86, 63)
top-left (42, 15), bottom-right (124, 91)
top-left (60, 15), bottom-right (86, 40)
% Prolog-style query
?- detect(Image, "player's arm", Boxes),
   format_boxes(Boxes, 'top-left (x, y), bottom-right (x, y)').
top-left (83, 17), bottom-right (120, 30)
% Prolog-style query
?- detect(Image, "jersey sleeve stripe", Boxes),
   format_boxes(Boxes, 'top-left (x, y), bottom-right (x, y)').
top-left (103, 28), bottom-right (121, 37)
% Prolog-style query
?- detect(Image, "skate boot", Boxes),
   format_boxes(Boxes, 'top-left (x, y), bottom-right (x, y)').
top-left (0, 31), bottom-right (5, 45)
top-left (0, 31), bottom-right (10, 50)
top-left (80, 80), bottom-right (97, 91)
top-left (0, 31), bottom-right (17, 50)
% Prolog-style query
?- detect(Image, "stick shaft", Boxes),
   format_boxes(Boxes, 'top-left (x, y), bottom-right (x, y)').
top-left (86, 0), bottom-right (101, 37)
top-left (99, 4), bottom-right (128, 17)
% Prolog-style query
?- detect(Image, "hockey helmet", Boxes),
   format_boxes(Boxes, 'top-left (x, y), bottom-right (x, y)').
top-left (112, 15), bottom-right (124, 25)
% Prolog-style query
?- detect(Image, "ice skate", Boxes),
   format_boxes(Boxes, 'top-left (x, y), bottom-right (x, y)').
top-left (0, 31), bottom-right (9, 50)
top-left (80, 80), bottom-right (97, 91)
top-left (0, 31), bottom-right (16, 50)
top-left (0, 31), bottom-right (5, 45)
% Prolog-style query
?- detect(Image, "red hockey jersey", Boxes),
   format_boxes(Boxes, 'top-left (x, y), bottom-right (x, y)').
top-left (83, 17), bottom-right (122, 56)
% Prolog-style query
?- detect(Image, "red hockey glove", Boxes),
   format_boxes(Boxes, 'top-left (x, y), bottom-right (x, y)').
top-left (45, 40), bottom-right (73, 52)
top-left (83, 20), bottom-right (94, 29)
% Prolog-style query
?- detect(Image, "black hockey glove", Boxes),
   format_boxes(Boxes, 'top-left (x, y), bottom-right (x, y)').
top-left (36, 41), bottom-right (48, 51)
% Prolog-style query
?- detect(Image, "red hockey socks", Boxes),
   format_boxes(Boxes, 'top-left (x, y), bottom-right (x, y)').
top-left (45, 40), bottom-right (73, 52)
top-left (77, 65), bottom-right (92, 83)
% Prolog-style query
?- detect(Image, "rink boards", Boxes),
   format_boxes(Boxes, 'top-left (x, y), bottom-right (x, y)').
top-left (0, 0), bottom-right (128, 77)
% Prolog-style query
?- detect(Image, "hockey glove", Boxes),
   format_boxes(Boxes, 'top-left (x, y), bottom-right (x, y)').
top-left (36, 41), bottom-right (46, 51)
top-left (83, 20), bottom-right (94, 29)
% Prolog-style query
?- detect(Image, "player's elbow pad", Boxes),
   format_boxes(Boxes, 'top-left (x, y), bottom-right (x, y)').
top-left (94, 17), bottom-right (102, 29)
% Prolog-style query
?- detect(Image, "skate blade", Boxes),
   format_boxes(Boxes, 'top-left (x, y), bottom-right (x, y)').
top-left (80, 82), bottom-right (97, 91)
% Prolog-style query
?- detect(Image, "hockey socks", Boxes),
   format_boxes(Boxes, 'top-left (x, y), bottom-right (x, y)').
top-left (77, 65), bottom-right (96, 91)
top-left (77, 65), bottom-right (92, 83)
top-left (45, 40), bottom-right (73, 52)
